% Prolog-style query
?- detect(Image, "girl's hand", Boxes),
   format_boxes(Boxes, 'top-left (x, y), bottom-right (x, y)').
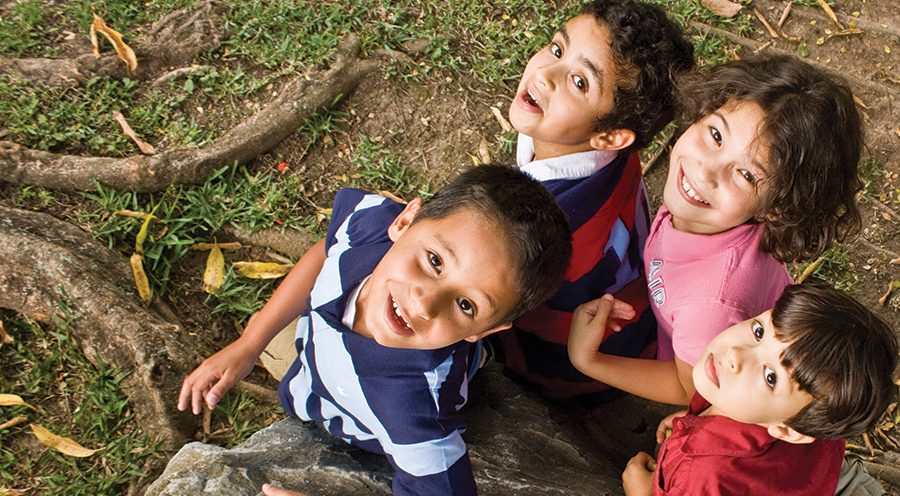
top-left (177, 337), bottom-right (260, 414)
top-left (568, 295), bottom-right (635, 366)
top-left (622, 452), bottom-right (656, 496)
top-left (262, 483), bottom-right (307, 496)
top-left (656, 410), bottom-right (688, 444)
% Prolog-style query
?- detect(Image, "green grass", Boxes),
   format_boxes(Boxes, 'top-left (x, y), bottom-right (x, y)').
top-left (352, 135), bottom-right (432, 201)
top-left (0, 314), bottom-right (163, 495)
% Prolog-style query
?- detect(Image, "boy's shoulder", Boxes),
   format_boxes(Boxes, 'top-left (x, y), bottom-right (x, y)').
top-left (326, 188), bottom-right (404, 247)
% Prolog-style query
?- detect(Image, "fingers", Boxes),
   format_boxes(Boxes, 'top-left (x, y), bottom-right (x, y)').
top-left (206, 373), bottom-right (235, 410)
top-left (628, 452), bottom-right (656, 471)
top-left (262, 483), bottom-right (307, 496)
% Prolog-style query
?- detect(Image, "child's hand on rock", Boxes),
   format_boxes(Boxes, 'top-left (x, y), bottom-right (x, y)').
top-left (262, 483), bottom-right (307, 496)
top-left (622, 452), bottom-right (656, 496)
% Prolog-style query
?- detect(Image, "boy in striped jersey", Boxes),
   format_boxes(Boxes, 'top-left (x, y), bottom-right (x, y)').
top-left (178, 165), bottom-right (571, 495)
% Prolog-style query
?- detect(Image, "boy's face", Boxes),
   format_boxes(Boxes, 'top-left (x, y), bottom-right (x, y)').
top-left (508, 14), bottom-right (627, 158)
top-left (693, 310), bottom-right (813, 429)
top-left (353, 200), bottom-right (516, 350)
top-left (663, 100), bottom-right (769, 235)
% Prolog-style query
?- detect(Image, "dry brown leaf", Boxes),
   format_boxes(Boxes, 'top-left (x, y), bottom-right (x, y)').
top-left (0, 415), bottom-right (27, 431)
top-left (90, 14), bottom-right (137, 72)
top-left (0, 320), bottom-right (12, 348)
top-left (701, 0), bottom-right (743, 18)
top-left (490, 106), bottom-right (512, 132)
top-left (379, 191), bottom-right (404, 204)
top-left (30, 424), bottom-right (100, 457)
top-left (0, 487), bottom-right (23, 496)
top-left (233, 262), bottom-right (294, 279)
top-left (203, 243), bottom-right (225, 294)
top-left (113, 111), bottom-right (156, 155)
top-left (0, 394), bottom-right (27, 407)
top-left (130, 253), bottom-right (152, 304)
top-left (191, 242), bottom-right (243, 251)
top-left (477, 139), bottom-right (491, 164)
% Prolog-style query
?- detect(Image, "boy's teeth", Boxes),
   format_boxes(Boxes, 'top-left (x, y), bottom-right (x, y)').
top-left (525, 89), bottom-right (537, 105)
top-left (681, 176), bottom-right (709, 205)
top-left (391, 298), bottom-right (412, 329)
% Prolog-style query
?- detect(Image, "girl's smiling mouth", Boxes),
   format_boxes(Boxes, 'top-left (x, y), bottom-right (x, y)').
top-left (678, 168), bottom-right (710, 206)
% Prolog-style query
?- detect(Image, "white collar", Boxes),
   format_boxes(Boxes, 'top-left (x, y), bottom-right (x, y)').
top-left (516, 133), bottom-right (619, 181)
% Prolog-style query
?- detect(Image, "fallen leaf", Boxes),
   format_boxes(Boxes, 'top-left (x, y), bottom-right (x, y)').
top-left (30, 424), bottom-right (100, 457)
top-left (203, 243), bottom-right (225, 294)
top-left (0, 394), bottom-right (27, 407)
top-left (0, 487), bottom-right (22, 496)
top-left (90, 14), bottom-right (137, 72)
top-left (191, 242), bottom-right (243, 251)
top-left (701, 0), bottom-right (742, 18)
top-left (0, 415), bottom-right (27, 431)
top-left (130, 253), bottom-right (152, 304)
top-left (489, 106), bottom-right (512, 132)
top-left (378, 191), bottom-right (404, 203)
top-left (477, 139), bottom-right (491, 164)
top-left (134, 205), bottom-right (159, 255)
top-left (233, 262), bottom-right (294, 279)
top-left (114, 210), bottom-right (160, 221)
top-left (795, 255), bottom-right (825, 284)
top-left (113, 111), bottom-right (156, 155)
top-left (315, 207), bottom-right (332, 223)
top-left (0, 320), bottom-right (12, 348)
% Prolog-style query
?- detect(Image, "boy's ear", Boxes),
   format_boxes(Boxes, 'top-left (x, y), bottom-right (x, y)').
top-left (589, 128), bottom-right (636, 152)
top-left (766, 424), bottom-right (816, 445)
top-left (464, 322), bottom-right (512, 343)
top-left (388, 198), bottom-right (423, 242)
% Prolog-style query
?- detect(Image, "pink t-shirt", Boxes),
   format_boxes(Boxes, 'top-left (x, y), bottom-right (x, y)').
top-left (644, 206), bottom-right (793, 365)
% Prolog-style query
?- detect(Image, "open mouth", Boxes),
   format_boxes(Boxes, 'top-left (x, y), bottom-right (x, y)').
top-left (679, 169), bottom-right (710, 206)
top-left (516, 84), bottom-right (543, 113)
top-left (387, 296), bottom-right (415, 336)
top-left (705, 353), bottom-right (720, 388)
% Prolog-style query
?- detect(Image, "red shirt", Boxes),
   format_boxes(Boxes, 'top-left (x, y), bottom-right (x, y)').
top-left (654, 394), bottom-right (844, 495)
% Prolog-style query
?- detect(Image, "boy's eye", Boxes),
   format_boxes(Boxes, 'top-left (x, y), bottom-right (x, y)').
top-left (457, 298), bottom-right (475, 317)
top-left (763, 366), bottom-right (777, 389)
top-left (550, 43), bottom-right (562, 58)
top-left (709, 126), bottom-right (722, 145)
top-left (751, 321), bottom-right (764, 341)
top-left (738, 169), bottom-right (757, 185)
top-left (573, 75), bottom-right (586, 91)
top-left (428, 251), bottom-right (443, 272)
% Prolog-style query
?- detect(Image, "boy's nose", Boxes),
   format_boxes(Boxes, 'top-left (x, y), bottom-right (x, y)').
top-left (410, 284), bottom-right (440, 320)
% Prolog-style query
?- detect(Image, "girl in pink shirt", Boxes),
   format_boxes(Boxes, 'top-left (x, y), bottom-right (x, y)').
top-left (568, 55), bottom-right (863, 406)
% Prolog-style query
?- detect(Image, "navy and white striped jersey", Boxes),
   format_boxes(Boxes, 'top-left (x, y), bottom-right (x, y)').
top-left (279, 188), bottom-right (478, 495)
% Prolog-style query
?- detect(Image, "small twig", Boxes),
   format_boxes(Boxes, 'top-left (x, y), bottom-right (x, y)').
top-left (796, 256), bottom-right (825, 284)
top-left (151, 65), bottom-right (209, 87)
top-left (642, 131), bottom-right (678, 175)
top-left (863, 432), bottom-right (874, 456)
top-left (235, 380), bottom-right (280, 405)
top-left (752, 41), bottom-right (773, 55)
top-left (202, 403), bottom-right (212, 437)
top-left (816, 0), bottom-right (844, 29)
top-left (858, 239), bottom-right (900, 261)
top-left (753, 9), bottom-right (780, 38)
top-left (0, 415), bottom-right (27, 431)
top-left (879, 281), bottom-right (898, 306)
top-left (776, 2), bottom-right (792, 29)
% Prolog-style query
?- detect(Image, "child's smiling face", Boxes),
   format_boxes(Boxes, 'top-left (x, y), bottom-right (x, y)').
top-left (353, 200), bottom-right (517, 350)
top-left (508, 14), bottom-right (622, 159)
top-left (663, 100), bottom-right (770, 235)
top-left (693, 310), bottom-right (812, 429)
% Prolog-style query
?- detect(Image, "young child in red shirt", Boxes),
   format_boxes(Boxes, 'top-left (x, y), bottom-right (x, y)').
top-left (584, 283), bottom-right (897, 495)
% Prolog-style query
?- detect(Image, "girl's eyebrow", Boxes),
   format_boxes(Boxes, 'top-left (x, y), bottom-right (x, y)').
top-left (711, 111), bottom-right (731, 135)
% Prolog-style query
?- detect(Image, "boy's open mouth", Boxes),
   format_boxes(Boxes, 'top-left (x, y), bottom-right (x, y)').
top-left (679, 169), bottom-right (710, 206)
top-left (388, 297), bottom-right (415, 336)
top-left (705, 353), bottom-right (720, 387)
top-left (516, 85), bottom-right (543, 113)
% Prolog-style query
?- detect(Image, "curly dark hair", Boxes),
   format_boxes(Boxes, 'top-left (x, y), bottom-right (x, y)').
top-left (413, 165), bottom-right (572, 325)
top-left (773, 282), bottom-right (898, 439)
top-left (582, 0), bottom-right (695, 154)
top-left (678, 55), bottom-right (863, 262)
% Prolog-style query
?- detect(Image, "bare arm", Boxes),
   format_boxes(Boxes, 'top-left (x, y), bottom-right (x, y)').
top-left (178, 239), bottom-right (327, 414)
top-left (568, 296), bottom-right (694, 405)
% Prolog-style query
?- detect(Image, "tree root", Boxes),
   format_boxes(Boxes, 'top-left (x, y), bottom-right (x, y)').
top-left (0, 1), bottom-right (226, 86)
top-left (0, 206), bottom-right (200, 445)
top-left (0, 34), bottom-right (383, 192)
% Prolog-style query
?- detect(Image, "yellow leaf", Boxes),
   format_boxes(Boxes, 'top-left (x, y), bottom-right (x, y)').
top-left (0, 487), bottom-right (23, 496)
top-left (190, 242), bottom-right (243, 251)
top-left (130, 253), bottom-right (152, 304)
top-left (233, 262), bottom-right (294, 279)
top-left (90, 14), bottom-right (138, 72)
top-left (30, 424), bottom-right (100, 457)
top-left (0, 415), bottom-right (27, 431)
top-left (0, 394), bottom-right (26, 407)
top-left (134, 205), bottom-right (159, 255)
top-left (203, 243), bottom-right (225, 293)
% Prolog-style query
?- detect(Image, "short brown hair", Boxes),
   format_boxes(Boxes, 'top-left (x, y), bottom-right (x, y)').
top-left (772, 282), bottom-right (897, 439)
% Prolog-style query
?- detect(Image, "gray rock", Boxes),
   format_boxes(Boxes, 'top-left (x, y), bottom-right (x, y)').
top-left (146, 364), bottom-right (676, 495)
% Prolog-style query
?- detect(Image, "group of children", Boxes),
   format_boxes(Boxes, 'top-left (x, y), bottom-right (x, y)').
top-left (177, 1), bottom-right (898, 495)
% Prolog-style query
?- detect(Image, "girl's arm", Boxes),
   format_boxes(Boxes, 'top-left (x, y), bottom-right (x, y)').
top-left (178, 239), bottom-right (327, 414)
top-left (568, 296), bottom-right (694, 405)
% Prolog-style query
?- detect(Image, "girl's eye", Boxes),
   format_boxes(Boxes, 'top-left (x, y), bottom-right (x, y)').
top-left (550, 43), bottom-right (562, 58)
top-left (764, 366), bottom-right (778, 389)
top-left (428, 251), bottom-right (443, 272)
top-left (751, 321), bottom-right (764, 341)
top-left (457, 298), bottom-right (475, 317)
top-left (709, 126), bottom-right (722, 145)
top-left (573, 75), bottom-right (587, 91)
top-left (738, 169), bottom-right (757, 185)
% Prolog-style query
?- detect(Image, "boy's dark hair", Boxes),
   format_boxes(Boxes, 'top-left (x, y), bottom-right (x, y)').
top-left (582, 0), bottom-right (695, 154)
top-left (679, 56), bottom-right (863, 263)
top-left (772, 282), bottom-right (898, 439)
top-left (412, 165), bottom-right (572, 324)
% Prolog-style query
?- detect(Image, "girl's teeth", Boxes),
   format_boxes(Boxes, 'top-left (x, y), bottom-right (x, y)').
top-left (525, 89), bottom-right (537, 105)
top-left (681, 176), bottom-right (709, 204)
